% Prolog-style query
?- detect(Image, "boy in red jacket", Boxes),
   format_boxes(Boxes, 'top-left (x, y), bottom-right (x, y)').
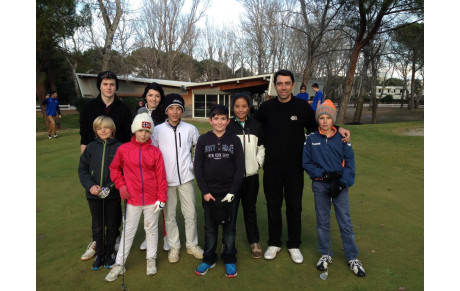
top-left (105, 109), bottom-right (168, 282)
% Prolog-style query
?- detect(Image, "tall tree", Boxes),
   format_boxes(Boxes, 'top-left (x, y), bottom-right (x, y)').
top-left (98, 0), bottom-right (123, 71)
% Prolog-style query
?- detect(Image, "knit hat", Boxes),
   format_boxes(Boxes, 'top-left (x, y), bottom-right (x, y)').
top-left (315, 100), bottom-right (337, 123)
top-left (164, 93), bottom-right (185, 113)
top-left (96, 71), bottom-right (119, 91)
top-left (131, 108), bottom-right (154, 133)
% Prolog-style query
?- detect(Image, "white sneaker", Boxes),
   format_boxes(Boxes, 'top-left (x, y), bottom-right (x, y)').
top-left (348, 259), bottom-right (366, 277)
top-left (316, 255), bottom-right (332, 271)
top-left (168, 246), bottom-right (180, 263)
top-left (288, 248), bottom-right (304, 264)
top-left (187, 245), bottom-right (204, 259)
top-left (163, 236), bottom-right (170, 251)
top-left (81, 241), bottom-right (96, 261)
top-left (104, 264), bottom-right (125, 282)
top-left (114, 236), bottom-right (121, 252)
top-left (264, 246), bottom-right (281, 260)
top-left (146, 258), bottom-right (157, 276)
top-left (140, 239), bottom-right (147, 251)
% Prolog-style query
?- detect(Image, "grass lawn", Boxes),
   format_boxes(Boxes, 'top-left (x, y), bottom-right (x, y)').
top-left (36, 112), bottom-right (423, 290)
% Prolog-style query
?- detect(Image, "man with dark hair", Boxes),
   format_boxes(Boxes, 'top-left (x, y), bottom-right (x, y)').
top-left (253, 69), bottom-right (350, 264)
top-left (79, 71), bottom-right (133, 262)
top-left (311, 83), bottom-right (324, 111)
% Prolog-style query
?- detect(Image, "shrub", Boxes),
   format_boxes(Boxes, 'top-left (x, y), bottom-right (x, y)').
top-left (381, 94), bottom-right (394, 103)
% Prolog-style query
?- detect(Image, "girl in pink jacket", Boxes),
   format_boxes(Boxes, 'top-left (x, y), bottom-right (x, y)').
top-left (105, 110), bottom-right (168, 282)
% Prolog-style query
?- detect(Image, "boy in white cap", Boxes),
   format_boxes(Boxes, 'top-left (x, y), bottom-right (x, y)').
top-left (151, 93), bottom-right (204, 263)
top-left (302, 100), bottom-right (365, 277)
top-left (105, 109), bottom-right (168, 282)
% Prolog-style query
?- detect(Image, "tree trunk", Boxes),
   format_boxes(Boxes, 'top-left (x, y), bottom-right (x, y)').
top-left (352, 47), bottom-right (370, 123)
top-left (337, 46), bottom-right (360, 124)
top-left (409, 59), bottom-right (416, 110)
top-left (98, 0), bottom-right (123, 72)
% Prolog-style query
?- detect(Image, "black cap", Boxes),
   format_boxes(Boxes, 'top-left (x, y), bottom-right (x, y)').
top-left (164, 93), bottom-right (185, 113)
top-left (96, 71), bottom-right (119, 91)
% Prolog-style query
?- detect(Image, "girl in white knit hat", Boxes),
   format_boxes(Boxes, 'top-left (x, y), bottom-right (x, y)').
top-left (105, 109), bottom-right (168, 282)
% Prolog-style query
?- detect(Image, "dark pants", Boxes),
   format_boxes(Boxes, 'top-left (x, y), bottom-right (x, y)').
top-left (88, 198), bottom-right (122, 256)
top-left (263, 163), bottom-right (303, 249)
top-left (239, 174), bottom-right (260, 244)
top-left (202, 194), bottom-right (240, 264)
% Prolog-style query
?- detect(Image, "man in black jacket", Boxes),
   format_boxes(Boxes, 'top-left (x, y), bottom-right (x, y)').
top-left (253, 69), bottom-right (350, 264)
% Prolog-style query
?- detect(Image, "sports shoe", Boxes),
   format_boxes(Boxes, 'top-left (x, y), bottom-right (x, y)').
top-left (48, 135), bottom-right (52, 139)
top-left (168, 246), bottom-right (180, 263)
top-left (53, 134), bottom-right (58, 138)
top-left (250, 243), bottom-right (262, 259)
top-left (264, 246), bottom-right (281, 260)
top-left (114, 236), bottom-right (121, 252)
top-left (91, 255), bottom-right (105, 270)
top-left (225, 263), bottom-right (238, 278)
top-left (316, 255), bottom-right (332, 271)
top-left (163, 236), bottom-right (170, 251)
top-left (81, 241), bottom-right (96, 261)
top-left (195, 262), bottom-right (216, 276)
top-left (288, 248), bottom-right (304, 264)
top-left (105, 253), bottom-right (116, 269)
top-left (140, 239), bottom-right (147, 251)
top-left (105, 264), bottom-right (126, 282)
top-left (348, 259), bottom-right (366, 277)
top-left (146, 258), bottom-right (157, 276)
top-left (187, 245), bottom-right (204, 259)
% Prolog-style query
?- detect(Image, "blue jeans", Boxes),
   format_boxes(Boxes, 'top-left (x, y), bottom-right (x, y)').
top-left (202, 194), bottom-right (240, 264)
top-left (312, 181), bottom-right (358, 261)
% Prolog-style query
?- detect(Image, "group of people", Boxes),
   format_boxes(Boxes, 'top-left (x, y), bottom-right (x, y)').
top-left (76, 69), bottom-right (366, 284)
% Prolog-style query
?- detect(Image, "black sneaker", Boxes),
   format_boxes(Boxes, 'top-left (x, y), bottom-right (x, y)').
top-left (91, 255), bottom-right (104, 270)
top-left (105, 253), bottom-right (116, 269)
top-left (348, 259), bottom-right (366, 277)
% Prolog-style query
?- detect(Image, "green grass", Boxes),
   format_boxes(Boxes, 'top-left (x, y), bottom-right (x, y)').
top-left (36, 118), bottom-right (423, 290)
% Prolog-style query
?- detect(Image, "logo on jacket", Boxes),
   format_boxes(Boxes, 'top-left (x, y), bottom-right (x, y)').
top-left (291, 115), bottom-right (298, 121)
top-left (142, 121), bottom-right (152, 129)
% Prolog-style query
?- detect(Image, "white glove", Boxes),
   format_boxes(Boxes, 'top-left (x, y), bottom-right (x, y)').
top-left (221, 193), bottom-right (235, 203)
top-left (153, 200), bottom-right (165, 213)
top-left (98, 187), bottom-right (110, 199)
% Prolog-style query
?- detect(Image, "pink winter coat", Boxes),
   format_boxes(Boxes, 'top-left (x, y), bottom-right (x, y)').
top-left (110, 136), bottom-right (168, 206)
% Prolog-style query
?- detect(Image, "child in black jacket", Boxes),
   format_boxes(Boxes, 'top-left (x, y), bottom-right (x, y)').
top-left (193, 104), bottom-right (245, 278)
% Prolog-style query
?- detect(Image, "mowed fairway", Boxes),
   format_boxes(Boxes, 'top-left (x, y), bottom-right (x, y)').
top-left (36, 119), bottom-right (423, 290)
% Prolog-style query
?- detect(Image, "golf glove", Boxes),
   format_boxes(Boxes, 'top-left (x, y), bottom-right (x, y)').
top-left (221, 193), bottom-right (234, 203)
top-left (98, 187), bottom-right (110, 199)
top-left (329, 180), bottom-right (345, 198)
top-left (119, 185), bottom-right (130, 200)
top-left (153, 200), bottom-right (165, 213)
top-left (323, 171), bottom-right (342, 181)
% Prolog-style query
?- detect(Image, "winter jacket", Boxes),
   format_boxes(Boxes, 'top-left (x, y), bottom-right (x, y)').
top-left (253, 96), bottom-right (317, 167)
top-left (110, 136), bottom-right (168, 206)
top-left (302, 127), bottom-right (355, 188)
top-left (78, 137), bottom-right (122, 200)
top-left (227, 117), bottom-right (265, 177)
top-left (194, 130), bottom-right (245, 196)
top-left (151, 120), bottom-right (199, 186)
top-left (79, 94), bottom-right (132, 145)
top-left (42, 97), bottom-right (61, 116)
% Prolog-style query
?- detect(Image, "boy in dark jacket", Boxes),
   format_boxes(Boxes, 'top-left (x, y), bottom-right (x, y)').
top-left (78, 116), bottom-right (122, 270)
top-left (193, 104), bottom-right (245, 278)
top-left (302, 100), bottom-right (365, 277)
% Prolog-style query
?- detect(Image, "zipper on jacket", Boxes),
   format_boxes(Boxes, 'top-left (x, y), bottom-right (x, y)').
top-left (173, 126), bottom-right (182, 185)
top-left (138, 145), bottom-right (145, 205)
top-left (100, 140), bottom-right (107, 187)
top-left (241, 124), bottom-right (247, 177)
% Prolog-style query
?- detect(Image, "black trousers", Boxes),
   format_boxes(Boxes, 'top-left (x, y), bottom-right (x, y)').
top-left (263, 163), bottom-right (303, 249)
top-left (88, 198), bottom-right (122, 256)
top-left (239, 174), bottom-right (260, 244)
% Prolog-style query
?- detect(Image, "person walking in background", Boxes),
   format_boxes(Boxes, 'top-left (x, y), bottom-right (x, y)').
top-left (253, 69), bottom-right (350, 265)
top-left (42, 90), bottom-right (61, 139)
top-left (105, 110), bottom-right (168, 282)
top-left (79, 71), bottom-right (132, 262)
top-left (302, 100), bottom-right (365, 277)
top-left (296, 83), bottom-right (309, 103)
top-left (227, 93), bottom-right (265, 259)
top-left (78, 116), bottom-right (122, 271)
top-left (311, 83), bottom-right (325, 111)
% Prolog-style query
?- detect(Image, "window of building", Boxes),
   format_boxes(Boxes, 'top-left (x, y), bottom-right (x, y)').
top-left (194, 94), bottom-right (232, 118)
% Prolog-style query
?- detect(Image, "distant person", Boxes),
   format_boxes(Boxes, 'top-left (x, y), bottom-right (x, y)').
top-left (227, 93), bottom-right (265, 259)
top-left (137, 101), bottom-right (144, 111)
top-left (193, 104), bottom-right (245, 278)
top-left (78, 116), bottom-right (122, 270)
top-left (296, 83), bottom-right (309, 103)
top-left (302, 100), bottom-right (365, 277)
top-left (151, 94), bottom-right (203, 264)
top-left (253, 69), bottom-right (350, 265)
top-left (105, 110), bottom-right (168, 282)
top-left (42, 90), bottom-right (61, 139)
top-left (79, 71), bottom-right (132, 262)
top-left (311, 83), bottom-right (325, 111)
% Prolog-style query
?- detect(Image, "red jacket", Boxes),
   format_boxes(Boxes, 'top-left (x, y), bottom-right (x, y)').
top-left (110, 136), bottom-right (168, 206)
